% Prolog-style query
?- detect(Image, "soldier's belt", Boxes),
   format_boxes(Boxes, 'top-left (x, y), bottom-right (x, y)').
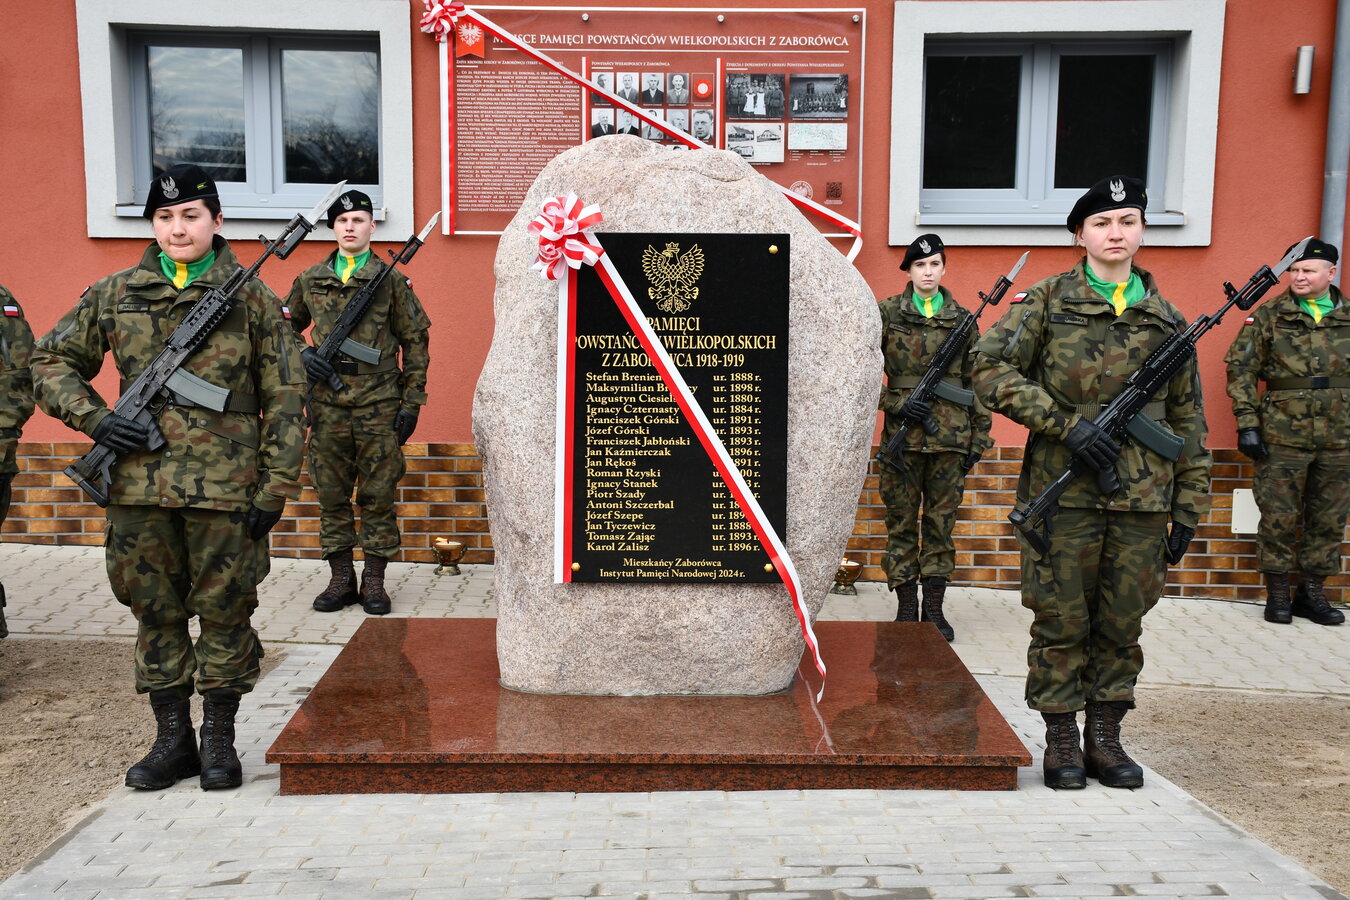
top-left (885, 375), bottom-right (975, 407)
top-left (335, 357), bottom-right (399, 376)
top-left (165, 369), bottom-right (260, 414)
top-left (1264, 376), bottom-right (1350, 390)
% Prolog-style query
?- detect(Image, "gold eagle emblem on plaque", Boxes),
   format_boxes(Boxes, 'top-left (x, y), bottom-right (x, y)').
top-left (642, 242), bottom-right (705, 313)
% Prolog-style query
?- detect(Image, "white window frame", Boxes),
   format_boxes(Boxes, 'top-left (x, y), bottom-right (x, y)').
top-left (76, 0), bottom-right (412, 241)
top-left (890, 0), bottom-right (1226, 247)
top-left (921, 40), bottom-right (1173, 220)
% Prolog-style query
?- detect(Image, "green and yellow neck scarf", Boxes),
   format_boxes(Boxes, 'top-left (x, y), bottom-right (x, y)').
top-left (158, 250), bottom-right (216, 290)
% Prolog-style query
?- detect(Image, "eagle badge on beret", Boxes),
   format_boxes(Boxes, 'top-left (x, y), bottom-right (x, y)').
top-left (161, 176), bottom-right (179, 200)
top-left (1109, 179), bottom-right (1126, 202)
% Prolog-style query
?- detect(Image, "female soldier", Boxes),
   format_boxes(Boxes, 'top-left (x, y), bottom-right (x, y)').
top-left (878, 234), bottom-right (992, 640)
top-left (972, 177), bottom-right (1211, 789)
top-left (31, 164), bottom-right (306, 791)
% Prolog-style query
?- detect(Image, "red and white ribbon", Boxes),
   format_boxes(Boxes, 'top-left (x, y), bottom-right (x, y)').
top-left (435, 3), bottom-right (862, 261)
top-left (527, 193), bottom-right (605, 281)
top-left (546, 195), bottom-right (828, 699)
top-left (420, 0), bottom-right (465, 43)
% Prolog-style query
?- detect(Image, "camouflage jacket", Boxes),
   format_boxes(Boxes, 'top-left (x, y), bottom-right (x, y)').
top-left (285, 251), bottom-right (431, 411)
top-left (972, 260), bottom-right (1212, 526)
top-left (0, 285), bottom-right (35, 475)
top-left (1224, 285), bottom-right (1350, 450)
top-left (877, 285), bottom-right (993, 456)
top-left (30, 238), bottom-right (306, 512)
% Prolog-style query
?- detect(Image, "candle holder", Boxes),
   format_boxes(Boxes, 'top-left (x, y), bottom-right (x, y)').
top-left (433, 538), bottom-right (467, 576)
top-left (830, 558), bottom-right (862, 595)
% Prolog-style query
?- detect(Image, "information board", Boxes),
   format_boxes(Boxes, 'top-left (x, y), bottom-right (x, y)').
top-left (445, 6), bottom-right (864, 234)
top-left (560, 233), bottom-right (789, 582)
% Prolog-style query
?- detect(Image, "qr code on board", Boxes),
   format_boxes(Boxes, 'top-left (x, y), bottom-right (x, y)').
top-left (826, 182), bottom-right (842, 200)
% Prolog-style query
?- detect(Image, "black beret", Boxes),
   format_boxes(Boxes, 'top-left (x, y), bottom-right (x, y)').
top-left (327, 190), bottom-right (374, 228)
top-left (1066, 176), bottom-right (1147, 232)
top-left (900, 233), bottom-right (945, 271)
top-left (1287, 237), bottom-right (1339, 266)
top-left (142, 164), bottom-right (218, 219)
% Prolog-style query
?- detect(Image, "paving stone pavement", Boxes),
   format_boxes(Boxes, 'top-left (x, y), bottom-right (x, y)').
top-left (0, 540), bottom-right (1346, 899)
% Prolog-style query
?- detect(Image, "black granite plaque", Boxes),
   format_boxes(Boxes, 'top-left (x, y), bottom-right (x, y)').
top-left (565, 233), bottom-right (788, 582)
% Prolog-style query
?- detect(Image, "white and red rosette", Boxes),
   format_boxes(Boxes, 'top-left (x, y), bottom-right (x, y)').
top-left (526, 193), bottom-right (604, 280)
top-left (420, 0), bottom-right (466, 43)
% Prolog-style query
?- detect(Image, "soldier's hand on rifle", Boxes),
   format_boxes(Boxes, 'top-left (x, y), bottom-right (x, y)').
top-left (1237, 428), bottom-right (1268, 461)
top-left (963, 450), bottom-right (982, 474)
top-left (90, 412), bottom-right (151, 455)
top-left (1062, 418), bottom-right (1120, 474)
top-left (1166, 522), bottom-right (1195, 565)
top-left (245, 504), bottom-right (283, 540)
top-left (394, 409), bottom-right (419, 446)
top-left (898, 396), bottom-right (932, 425)
top-left (301, 347), bottom-right (337, 385)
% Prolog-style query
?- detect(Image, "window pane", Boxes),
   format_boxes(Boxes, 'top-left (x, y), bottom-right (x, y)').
top-left (923, 55), bottom-right (1020, 189)
top-left (282, 49), bottom-right (379, 184)
top-left (148, 46), bottom-right (246, 182)
top-left (1054, 55), bottom-right (1153, 188)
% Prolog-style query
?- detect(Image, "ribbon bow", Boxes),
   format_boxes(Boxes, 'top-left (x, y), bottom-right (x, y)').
top-left (420, 0), bottom-right (465, 43)
top-left (526, 193), bottom-right (605, 280)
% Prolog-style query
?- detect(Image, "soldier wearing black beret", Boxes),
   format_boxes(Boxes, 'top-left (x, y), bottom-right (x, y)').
top-left (1225, 236), bottom-right (1348, 627)
top-left (878, 233), bottom-right (992, 640)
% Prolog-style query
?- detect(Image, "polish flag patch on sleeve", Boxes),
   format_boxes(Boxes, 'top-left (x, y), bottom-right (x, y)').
top-left (2, 304), bottom-right (20, 317)
top-left (1244, 316), bottom-right (1255, 325)
top-left (281, 305), bottom-right (292, 319)
top-left (1011, 292), bottom-right (1028, 304)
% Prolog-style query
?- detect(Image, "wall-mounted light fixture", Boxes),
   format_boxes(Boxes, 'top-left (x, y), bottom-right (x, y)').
top-left (1294, 45), bottom-right (1315, 94)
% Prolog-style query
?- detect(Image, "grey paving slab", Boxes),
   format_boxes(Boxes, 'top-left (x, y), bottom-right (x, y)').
top-left (0, 541), bottom-right (1347, 899)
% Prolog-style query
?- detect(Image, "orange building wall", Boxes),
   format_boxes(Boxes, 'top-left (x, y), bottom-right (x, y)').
top-left (0, 1), bottom-right (1347, 597)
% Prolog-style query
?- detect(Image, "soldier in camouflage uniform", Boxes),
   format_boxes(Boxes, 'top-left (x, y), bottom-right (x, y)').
top-left (972, 176), bottom-right (1211, 790)
top-left (0, 285), bottom-right (36, 638)
top-left (286, 190), bottom-right (431, 616)
top-left (31, 164), bottom-right (306, 792)
top-left (1225, 238), bottom-right (1347, 627)
top-left (878, 234), bottom-right (993, 640)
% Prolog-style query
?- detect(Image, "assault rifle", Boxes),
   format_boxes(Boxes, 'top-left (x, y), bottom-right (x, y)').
top-left (63, 181), bottom-right (348, 507)
top-left (1008, 236), bottom-right (1313, 556)
top-left (875, 251), bottom-right (1028, 470)
top-left (308, 212), bottom-right (441, 392)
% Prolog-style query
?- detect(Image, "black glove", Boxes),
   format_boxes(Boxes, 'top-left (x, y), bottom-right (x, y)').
top-left (1237, 428), bottom-right (1268, 462)
top-left (246, 505), bottom-right (283, 541)
top-left (90, 412), bottom-right (151, 455)
top-left (963, 450), bottom-right (982, 473)
top-left (394, 409), bottom-right (419, 446)
top-left (301, 347), bottom-right (337, 384)
top-left (1062, 418), bottom-right (1121, 474)
top-left (898, 396), bottom-right (932, 425)
top-left (1166, 522), bottom-right (1195, 565)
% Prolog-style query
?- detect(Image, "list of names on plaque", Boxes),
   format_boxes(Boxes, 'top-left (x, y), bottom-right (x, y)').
top-left (565, 233), bottom-right (789, 583)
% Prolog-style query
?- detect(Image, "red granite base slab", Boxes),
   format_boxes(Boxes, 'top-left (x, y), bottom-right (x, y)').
top-left (266, 619), bottom-right (1030, 794)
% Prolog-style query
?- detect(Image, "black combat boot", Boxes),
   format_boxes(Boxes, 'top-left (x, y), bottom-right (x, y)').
top-left (1040, 712), bottom-right (1086, 790)
top-left (1263, 572), bottom-right (1292, 624)
top-left (313, 550), bottom-right (359, 612)
top-left (1293, 575), bottom-right (1345, 626)
top-left (360, 555), bottom-right (392, 615)
top-left (893, 580), bottom-right (919, 622)
top-left (125, 688), bottom-right (200, 790)
top-left (199, 688), bottom-right (242, 790)
top-left (920, 576), bottom-right (954, 641)
top-left (0, 582), bottom-right (8, 639)
top-left (1084, 700), bottom-right (1144, 788)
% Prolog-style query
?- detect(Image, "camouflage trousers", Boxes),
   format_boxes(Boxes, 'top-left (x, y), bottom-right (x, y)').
top-left (1253, 443), bottom-right (1350, 576)
top-left (879, 450), bottom-right (965, 586)
top-left (105, 505), bottom-right (268, 697)
top-left (308, 399), bottom-right (406, 559)
top-left (1017, 507), bottom-right (1169, 713)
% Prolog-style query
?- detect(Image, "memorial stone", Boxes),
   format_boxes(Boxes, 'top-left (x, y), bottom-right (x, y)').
top-left (474, 135), bottom-right (879, 695)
